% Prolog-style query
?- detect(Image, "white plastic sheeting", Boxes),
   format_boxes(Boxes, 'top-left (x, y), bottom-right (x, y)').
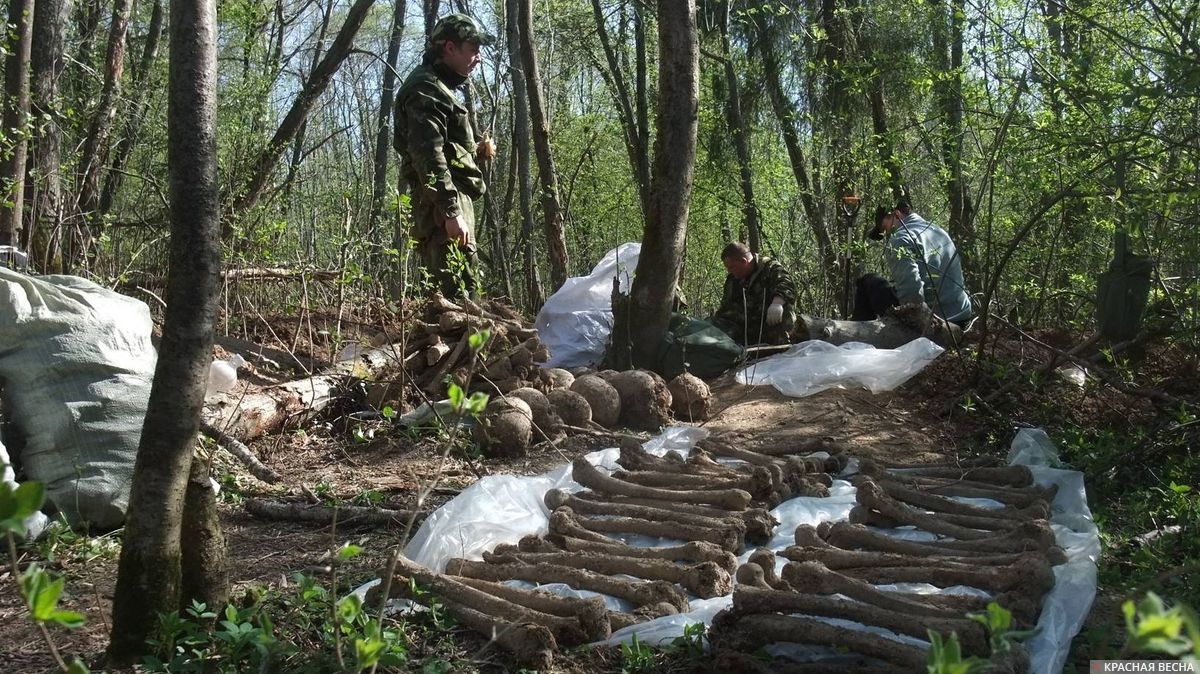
top-left (387, 427), bottom-right (1098, 673)
top-left (735, 338), bottom-right (945, 397)
top-left (534, 242), bottom-right (640, 369)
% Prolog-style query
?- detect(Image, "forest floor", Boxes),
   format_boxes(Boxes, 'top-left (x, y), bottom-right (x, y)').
top-left (1, 311), bottom-right (1196, 673)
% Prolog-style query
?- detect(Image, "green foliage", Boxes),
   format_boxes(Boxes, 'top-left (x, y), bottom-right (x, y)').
top-left (669, 621), bottom-right (707, 657)
top-left (0, 479), bottom-right (44, 538)
top-left (926, 631), bottom-right (985, 674)
top-left (968, 602), bottom-right (1038, 656)
top-left (143, 574), bottom-right (408, 673)
top-left (1120, 592), bottom-right (1200, 661)
top-left (620, 634), bottom-right (657, 674)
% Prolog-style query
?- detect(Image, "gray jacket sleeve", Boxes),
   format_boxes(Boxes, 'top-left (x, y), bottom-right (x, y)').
top-left (884, 237), bottom-right (925, 306)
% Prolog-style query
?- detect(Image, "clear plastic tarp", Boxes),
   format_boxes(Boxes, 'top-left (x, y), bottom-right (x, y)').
top-left (735, 338), bottom-right (945, 397)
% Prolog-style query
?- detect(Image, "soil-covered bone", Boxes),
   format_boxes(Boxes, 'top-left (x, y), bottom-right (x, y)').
top-left (472, 397), bottom-right (533, 458)
top-left (857, 479), bottom-right (997, 540)
top-left (481, 550), bottom-right (732, 599)
top-left (611, 468), bottom-right (779, 504)
top-left (886, 463), bottom-right (1035, 487)
top-left (708, 610), bottom-right (929, 671)
top-left (859, 462), bottom-right (1057, 507)
top-left (867, 477), bottom-right (1050, 521)
top-left (546, 509), bottom-right (623, 545)
top-left (557, 536), bottom-right (738, 573)
top-left (781, 544), bottom-right (1056, 592)
top-left (546, 389), bottom-right (592, 427)
top-left (366, 556), bottom-right (593, 646)
top-left (569, 375), bottom-right (622, 427)
top-left (729, 584), bottom-right (989, 656)
top-left (444, 557), bottom-right (690, 612)
top-left (747, 548), bottom-right (790, 590)
top-left (570, 457), bottom-right (752, 511)
top-left (779, 560), bottom-right (964, 619)
top-left (437, 597), bottom-right (557, 669)
top-left (608, 369), bottom-right (673, 430)
top-left (667, 373), bottom-right (711, 421)
top-left (810, 522), bottom-right (1069, 565)
top-left (448, 576), bottom-right (611, 641)
top-left (571, 491), bottom-right (777, 544)
top-left (550, 506), bottom-right (744, 552)
top-left (545, 489), bottom-right (747, 535)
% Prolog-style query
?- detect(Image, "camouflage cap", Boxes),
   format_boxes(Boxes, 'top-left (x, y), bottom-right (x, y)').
top-left (428, 13), bottom-right (495, 48)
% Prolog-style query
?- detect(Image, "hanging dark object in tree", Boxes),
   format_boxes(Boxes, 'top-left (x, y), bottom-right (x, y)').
top-left (1095, 230), bottom-right (1151, 342)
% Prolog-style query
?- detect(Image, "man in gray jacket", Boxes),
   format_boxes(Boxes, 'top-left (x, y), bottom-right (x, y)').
top-left (860, 198), bottom-right (973, 326)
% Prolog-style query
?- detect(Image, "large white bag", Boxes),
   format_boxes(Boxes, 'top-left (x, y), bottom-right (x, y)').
top-left (0, 267), bottom-right (156, 530)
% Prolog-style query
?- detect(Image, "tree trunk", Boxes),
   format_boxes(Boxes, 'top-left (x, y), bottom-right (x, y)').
top-left (719, 1), bottom-right (760, 252)
top-left (25, 0), bottom-right (69, 269)
top-left (517, 0), bottom-right (568, 289)
top-left (754, 8), bottom-right (836, 290)
top-left (931, 0), bottom-right (974, 249)
top-left (99, 0), bottom-right (165, 216)
top-left (867, 72), bottom-right (906, 200)
top-left (76, 0), bottom-right (132, 224)
top-left (819, 0), bottom-right (857, 318)
top-left (423, 0), bottom-right (438, 35)
top-left (231, 0), bottom-right (376, 217)
top-left (611, 0), bottom-right (698, 370)
top-left (0, 0), bottom-right (34, 247)
top-left (589, 0), bottom-right (651, 222)
top-left (506, 0), bottom-right (543, 310)
top-left (278, 0), bottom-right (331, 206)
top-left (179, 460), bottom-right (228, 610)
top-left (107, 0), bottom-right (223, 659)
top-left (369, 0), bottom-right (407, 244)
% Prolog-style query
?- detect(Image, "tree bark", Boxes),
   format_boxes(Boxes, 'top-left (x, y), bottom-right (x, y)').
top-left (99, 0), bottom-right (166, 216)
top-left (24, 0), bottom-right (69, 269)
top-left (180, 460), bottom-right (228, 610)
top-left (931, 0), bottom-right (974, 249)
top-left (867, 71), bottom-right (906, 200)
top-left (612, 0), bottom-right (698, 370)
top-left (0, 0), bottom-right (34, 247)
top-left (423, 0), bottom-right (438, 35)
top-left (231, 0), bottom-right (376, 217)
top-left (369, 0), bottom-right (407, 242)
top-left (108, 0), bottom-right (223, 659)
top-left (754, 8), bottom-right (836, 290)
top-left (517, 0), bottom-right (568, 289)
top-left (506, 0), bottom-right (543, 310)
top-left (76, 0), bottom-right (132, 223)
top-left (719, 1), bottom-right (761, 252)
top-left (589, 0), bottom-right (651, 222)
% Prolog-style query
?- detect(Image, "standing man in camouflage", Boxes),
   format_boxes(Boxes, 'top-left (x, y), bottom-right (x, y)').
top-left (712, 242), bottom-right (799, 345)
top-left (394, 14), bottom-right (496, 299)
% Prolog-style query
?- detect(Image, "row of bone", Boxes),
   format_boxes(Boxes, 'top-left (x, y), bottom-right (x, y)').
top-left (709, 458), bottom-right (1062, 670)
top-left (367, 433), bottom-right (843, 667)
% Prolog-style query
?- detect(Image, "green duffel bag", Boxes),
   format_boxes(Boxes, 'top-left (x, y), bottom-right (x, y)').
top-left (655, 314), bottom-right (746, 380)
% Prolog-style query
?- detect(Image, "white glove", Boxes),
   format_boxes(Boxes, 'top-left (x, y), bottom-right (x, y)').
top-left (766, 299), bottom-right (785, 326)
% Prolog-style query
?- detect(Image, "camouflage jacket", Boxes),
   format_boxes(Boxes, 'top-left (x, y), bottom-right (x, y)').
top-left (394, 60), bottom-right (486, 227)
top-left (712, 255), bottom-right (798, 345)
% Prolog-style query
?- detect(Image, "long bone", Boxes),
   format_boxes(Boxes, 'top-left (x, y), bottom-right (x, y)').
top-left (571, 491), bottom-right (778, 543)
top-left (708, 610), bottom-right (929, 671)
top-left (556, 536), bottom-right (738, 573)
top-left (449, 575), bottom-right (612, 641)
top-left (545, 489), bottom-right (746, 531)
top-left (779, 560), bottom-right (965, 619)
top-left (366, 556), bottom-right (594, 646)
top-left (445, 557), bottom-right (690, 612)
top-left (816, 522), bottom-right (1068, 564)
top-left (867, 477), bottom-right (1050, 521)
top-left (570, 457), bottom-right (751, 511)
top-left (728, 584), bottom-right (989, 655)
top-left (856, 480), bottom-right (997, 539)
top-left (549, 507), bottom-right (743, 552)
top-left (481, 550), bottom-right (732, 599)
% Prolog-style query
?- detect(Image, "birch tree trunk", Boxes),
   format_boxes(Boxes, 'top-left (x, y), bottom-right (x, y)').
top-left (108, 0), bottom-right (224, 658)
top-left (517, 0), bottom-right (568, 289)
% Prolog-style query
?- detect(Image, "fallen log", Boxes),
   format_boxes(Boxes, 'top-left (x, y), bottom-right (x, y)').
top-left (244, 498), bottom-right (422, 528)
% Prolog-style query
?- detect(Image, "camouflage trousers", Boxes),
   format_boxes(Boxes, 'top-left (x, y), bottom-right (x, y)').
top-left (412, 192), bottom-right (479, 300)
